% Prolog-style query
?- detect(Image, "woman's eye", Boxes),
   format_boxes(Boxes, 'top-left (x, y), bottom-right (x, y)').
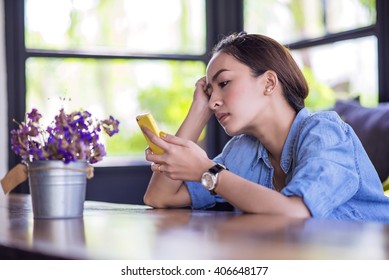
top-left (219, 81), bottom-right (229, 88)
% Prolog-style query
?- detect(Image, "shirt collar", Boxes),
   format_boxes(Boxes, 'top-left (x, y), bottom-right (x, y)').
top-left (247, 135), bottom-right (268, 169)
top-left (280, 107), bottom-right (310, 173)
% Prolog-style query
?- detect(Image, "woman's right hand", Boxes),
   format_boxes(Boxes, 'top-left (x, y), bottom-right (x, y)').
top-left (192, 76), bottom-right (212, 116)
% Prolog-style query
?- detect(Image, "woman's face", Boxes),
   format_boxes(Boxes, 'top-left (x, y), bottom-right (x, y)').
top-left (205, 52), bottom-right (269, 136)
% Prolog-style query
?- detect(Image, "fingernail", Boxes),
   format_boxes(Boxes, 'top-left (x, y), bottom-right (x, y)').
top-left (159, 131), bottom-right (167, 138)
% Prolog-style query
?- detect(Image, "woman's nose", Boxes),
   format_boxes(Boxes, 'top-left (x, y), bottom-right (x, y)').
top-left (208, 91), bottom-right (222, 110)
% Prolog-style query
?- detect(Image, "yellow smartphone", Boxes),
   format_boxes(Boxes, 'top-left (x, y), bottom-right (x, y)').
top-left (136, 113), bottom-right (165, 155)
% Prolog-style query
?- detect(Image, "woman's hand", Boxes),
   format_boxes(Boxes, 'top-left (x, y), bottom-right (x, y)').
top-left (143, 128), bottom-right (214, 182)
top-left (191, 76), bottom-right (212, 118)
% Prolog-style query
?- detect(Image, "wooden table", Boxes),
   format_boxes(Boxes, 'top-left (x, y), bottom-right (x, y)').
top-left (1, 193), bottom-right (389, 260)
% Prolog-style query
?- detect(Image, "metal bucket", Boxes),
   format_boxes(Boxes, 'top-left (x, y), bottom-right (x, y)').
top-left (28, 160), bottom-right (88, 219)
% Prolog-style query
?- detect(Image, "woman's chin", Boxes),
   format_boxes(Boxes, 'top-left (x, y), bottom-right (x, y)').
top-left (223, 126), bottom-right (240, 137)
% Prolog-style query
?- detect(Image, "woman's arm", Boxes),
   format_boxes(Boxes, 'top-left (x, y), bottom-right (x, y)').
top-left (215, 170), bottom-right (311, 218)
top-left (148, 127), bottom-right (311, 218)
top-left (146, 131), bottom-right (310, 218)
top-left (143, 77), bottom-right (213, 208)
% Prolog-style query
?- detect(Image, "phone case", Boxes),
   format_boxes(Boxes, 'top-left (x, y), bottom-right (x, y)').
top-left (136, 113), bottom-right (165, 155)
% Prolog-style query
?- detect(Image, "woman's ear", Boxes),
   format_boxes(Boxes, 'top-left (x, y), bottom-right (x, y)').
top-left (263, 70), bottom-right (278, 94)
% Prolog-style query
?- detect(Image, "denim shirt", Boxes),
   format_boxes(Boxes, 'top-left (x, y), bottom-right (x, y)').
top-left (185, 108), bottom-right (389, 223)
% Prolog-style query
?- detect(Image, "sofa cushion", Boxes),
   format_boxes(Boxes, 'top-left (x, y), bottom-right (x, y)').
top-left (333, 100), bottom-right (389, 182)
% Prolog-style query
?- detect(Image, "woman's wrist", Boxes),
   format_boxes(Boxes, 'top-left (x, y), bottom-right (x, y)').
top-left (189, 99), bottom-right (212, 120)
top-left (176, 102), bottom-right (211, 140)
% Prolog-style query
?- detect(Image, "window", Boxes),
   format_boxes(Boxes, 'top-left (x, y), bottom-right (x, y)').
top-left (24, 0), bottom-right (206, 163)
top-left (244, 0), bottom-right (379, 107)
top-left (25, 0), bottom-right (206, 54)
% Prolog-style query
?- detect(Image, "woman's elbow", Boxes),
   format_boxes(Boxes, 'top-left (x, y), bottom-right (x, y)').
top-left (143, 193), bottom-right (168, 208)
top-left (286, 196), bottom-right (312, 219)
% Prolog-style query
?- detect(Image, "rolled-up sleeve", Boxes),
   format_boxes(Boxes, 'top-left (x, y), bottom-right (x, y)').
top-left (185, 181), bottom-right (220, 209)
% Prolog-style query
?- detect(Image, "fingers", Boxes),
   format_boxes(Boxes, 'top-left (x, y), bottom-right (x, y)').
top-left (158, 132), bottom-right (188, 146)
top-left (143, 126), bottom-right (188, 148)
top-left (195, 76), bottom-right (206, 87)
top-left (151, 163), bottom-right (163, 173)
top-left (142, 127), bottom-right (169, 150)
top-left (143, 128), bottom-right (193, 174)
top-left (196, 76), bottom-right (208, 93)
top-left (144, 146), bottom-right (153, 157)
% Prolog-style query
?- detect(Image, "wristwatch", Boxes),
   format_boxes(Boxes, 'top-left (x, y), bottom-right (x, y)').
top-left (201, 163), bottom-right (228, 195)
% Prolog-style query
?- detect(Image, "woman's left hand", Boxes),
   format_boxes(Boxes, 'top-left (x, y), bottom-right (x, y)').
top-left (143, 128), bottom-right (214, 182)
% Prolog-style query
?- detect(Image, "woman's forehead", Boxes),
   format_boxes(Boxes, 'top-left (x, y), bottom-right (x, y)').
top-left (206, 52), bottom-right (248, 81)
top-left (207, 52), bottom-right (233, 69)
top-left (207, 53), bottom-right (237, 73)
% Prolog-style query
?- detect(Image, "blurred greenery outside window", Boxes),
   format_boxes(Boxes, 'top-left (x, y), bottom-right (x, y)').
top-left (244, 0), bottom-right (377, 110)
top-left (22, 0), bottom-right (379, 164)
top-left (24, 0), bottom-right (206, 163)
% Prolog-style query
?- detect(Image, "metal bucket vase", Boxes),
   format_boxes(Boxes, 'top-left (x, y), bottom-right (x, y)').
top-left (28, 160), bottom-right (88, 219)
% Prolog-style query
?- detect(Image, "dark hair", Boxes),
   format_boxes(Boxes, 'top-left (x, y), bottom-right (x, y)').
top-left (212, 32), bottom-right (309, 112)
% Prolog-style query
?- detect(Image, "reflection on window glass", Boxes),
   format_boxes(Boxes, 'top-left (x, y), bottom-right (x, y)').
top-left (25, 0), bottom-right (206, 54)
top-left (292, 36), bottom-right (378, 109)
top-left (326, 0), bottom-right (376, 33)
top-left (244, 0), bottom-right (376, 43)
top-left (26, 58), bottom-right (205, 160)
top-left (244, 0), bottom-right (324, 43)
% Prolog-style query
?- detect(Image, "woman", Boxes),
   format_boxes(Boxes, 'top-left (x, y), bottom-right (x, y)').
top-left (142, 32), bottom-right (389, 222)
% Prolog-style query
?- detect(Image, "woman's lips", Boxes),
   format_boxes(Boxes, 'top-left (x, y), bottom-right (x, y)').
top-left (216, 113), bottom-right (229, 124)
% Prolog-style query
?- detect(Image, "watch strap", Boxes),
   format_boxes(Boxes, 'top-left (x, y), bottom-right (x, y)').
top-left (209, 163), bottom-right (228, 175)
top-left (208, 163), bottom-right (228, 195)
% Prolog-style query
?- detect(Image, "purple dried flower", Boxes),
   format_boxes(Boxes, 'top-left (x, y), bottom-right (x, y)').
top-left (27, 108), bottom-right (42, 122)
top-left (10, 108), bottom-right (119, 164)
top-left (100, 116), bottom-right (120, 137)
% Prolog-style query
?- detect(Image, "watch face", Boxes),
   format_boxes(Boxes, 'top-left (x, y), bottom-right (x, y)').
top-left (201, 173), bottom-right (215, 189)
